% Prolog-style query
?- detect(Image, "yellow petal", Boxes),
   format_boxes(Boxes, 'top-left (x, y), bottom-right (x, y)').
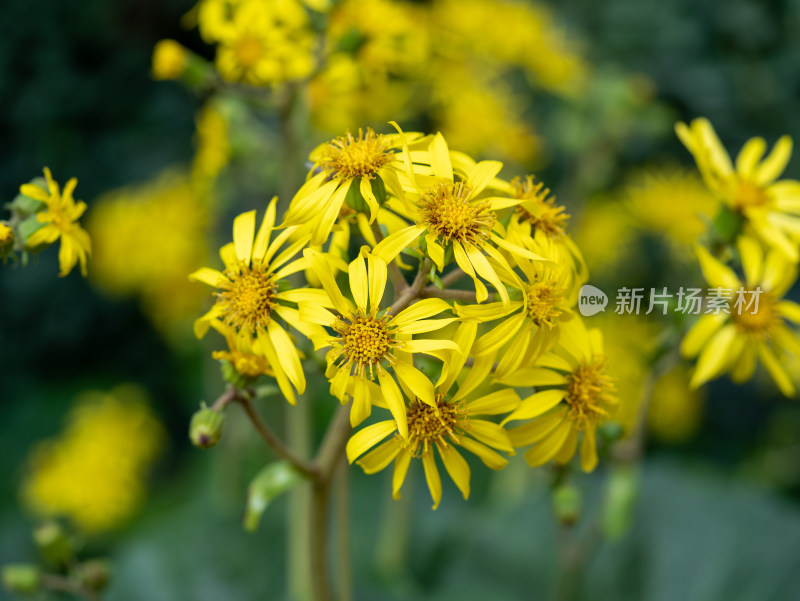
top-left (360, 177), bottom-right (380, 222)
top-left (737, 235), bottom-right (763, 285)
top-left (508, 408), bottom-right (567, 447)
top-left (695, 244), bottom-right (741, 290)
top-left (466, 389), bottom-right (521, 416)
top-left (391, 298), bottom-right (452, 326)
top-left (579, 428), bottom-right (598, 472)
top-left (257, 330), bottom-right (296, 405)
top-left (303, 248), bottom-right (352, 315)
top-left (393, 361), bottom-right (435, 407)
top-left (422, 450), bottom-right (442, 510)
top-left (356, 438), bottom-right (402, 475)
top-left (348, 255), bottom-right (369, 310)
top-left (690, 324), bottom-right (737, 388)
top-left (459, 437), bottom-right (508, 470)
top-left (465, 244), bottom-right (509, 305)
top-left (350, 377), bottom-right (372, 427)
top-left (496, 368), bottom-right (567, 387)
top-left (425, 233), bottom-right (445, 271)
top-left (395, 318), bottom-right (458, 335)
top-left (681, 313), bottom-right (727, 358)
top-left (378, 369), bottom-right (409, 440)
top-left (188, 267), bottom-right (225, 288)
top-left (524, 419), bottom-right (573, 467)
top-left (346, 420), bottom-right (397, 463)
top-left (233, 210), bottom-right (256, 262)
top-left (438, 444), bottom-right (470, 500)
top-left (472, 312), bottom-right (526, 356)
top-left (778, 300), bottom-right (800, 323)
top-left (267, 321), bottom-right (305, 393)
top-left (392, 449), bottom-right (412, 499)
top-left (735, 137), bottom-right (766, 178)
top-left (468, 160), bottom-right (503, 196)
top-left (366, 253), bottom-right (388, 312)
top-left (451, 354), bottom-right (494, 401)
top-left (468, 419), bottom-right (513, 452)
top-left (756, 135), bottom-right (793, 185)
top-left (252, 197), bottom-right (277, 261)
top-left (429, 132), bottom-right (453, 181)
top-left (503, 390), bottom-right (567, 425)
top-left (372, 224), bottom-right (427, 263)
top-left (756, 342), bottom-right (795, 397)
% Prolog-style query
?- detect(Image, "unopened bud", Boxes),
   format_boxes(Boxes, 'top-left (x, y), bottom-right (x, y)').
top-left (33, 522), bottom-right (72, 566)
top-left (2, 564), bottom-right (40, 594)
top-left (603, 465), bottom-right (639, 539)
top-left (73, 560), bottom-right (111, 592)
top-left (189, 404), bottom-right (224, 449)
top-left (552, 484), bottom-right (582, 526)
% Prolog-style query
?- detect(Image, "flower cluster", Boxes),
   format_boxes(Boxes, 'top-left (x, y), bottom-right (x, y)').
top-left (678, 119), bottom-right (800, 396)
top-left (1, 168), bottom-right (92, 277)
top-left (192, 124), bottom-right (621, 508)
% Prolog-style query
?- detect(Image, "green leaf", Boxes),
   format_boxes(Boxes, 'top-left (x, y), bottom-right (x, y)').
top-left (429, 266), bottom-right (444, 290)
top-left (18, 215), bottom-right (45, 245)
top-left (243, 461), bottom-right (304, 532)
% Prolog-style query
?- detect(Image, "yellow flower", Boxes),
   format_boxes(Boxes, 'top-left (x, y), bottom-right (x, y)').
top-left (210, 321), bottom-right (275, 380)
top-left (190, 199), bottom-right (328, 403)
top-left (0, 223), bottom-right (13, 246)
top-left (301, 248), bottom-right (460, 436)
top-left (682, 238), bottom-right (800, 397)
top-left (647, 365), bottom-right (705, 443)
top-left (499, 317), bottom-right (618, 472)
top-left (504, 175), bottom-right (587, 280)
top-left (457, 237), bottom-right (580, 375)
top-left (624, 166), bottom-right (717, 250)
top-left (346, 322), bottom-right (518, 509)
top-left (21, 385), bottom-right (164, 533)
top-left (192, 102), bottom-right (230, 183)
top-left (283, 127), bottom-right (425, 245)
top-left (213, 0), bottom-right (315, 86)
top-left (676, 118), bottom-right (800, 261)
top-left (20, 167), bottom-right (91, 277)
top-left (372, 127), bottom-right (545, 304)
top-left (152, 39), bottom-right (188, 80)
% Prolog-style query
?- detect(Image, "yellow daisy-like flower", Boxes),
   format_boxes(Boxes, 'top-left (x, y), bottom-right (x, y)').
top-left (346, 322), bottom-right (519, 509)
top-left (20, 167), bottom-right (91, 277)
top-left (457, 237), bottom-right (579, 377)
top-left (283, 127), bottom-right (426, 245)
top-left (214, 0), bottom-right (315, 86)
top-left (190, 198), bottom-right (328, 404)
top-left (498, 317), bottom-right (618, 472)
top-left (372, 126), bottom-right (546, 304)
top-left (503, 175), bottom-right (586, 279)
top-left (682, 238), bottom-right (800, 397)
top-left (676, 118), bottom-right (800, 261)
top-left (210, 321), bottom-right (275, 380)
top-left (301, 248), bottom-right (460, 436)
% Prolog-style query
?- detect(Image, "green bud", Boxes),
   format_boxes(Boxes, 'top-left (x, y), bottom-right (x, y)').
top-left (552, 484), bottom-right (582, 526)
top-left (73, 560), bottom-right (111, 592)
top-left (33, 522), bottom-right (72, 566)
top-left (220, 360), bottom-right (257, 390)
top-left (711, 205), bottom-right (744, 244)
top-left (189, 404), bottom-right (225, 449)
top-left (2, 564), bottom-right (40, 594)
top-left (18, 215), bottom-right (45, 249)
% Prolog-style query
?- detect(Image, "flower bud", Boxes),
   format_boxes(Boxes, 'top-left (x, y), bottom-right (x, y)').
top-left (33, 522), bottom-right (72, 566)
top-left (189, 404), bottom-right (224, 449)
top-left (2, 564), bottom-right (40, 595)
top-left (73, 560), bottom-right (111, 592)
top-left (152, 39), bottom-right (187, 80)
top-left (552, 483), bottom-right (581, 526)
top-left (0, 223), bottom-right (14, 254)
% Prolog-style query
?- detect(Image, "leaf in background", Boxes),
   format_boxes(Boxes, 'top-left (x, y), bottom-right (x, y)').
top-left (243, 461), bottom-right (304, 532)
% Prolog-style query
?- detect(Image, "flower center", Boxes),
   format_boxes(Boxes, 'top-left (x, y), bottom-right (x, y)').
top-left (333, 312), bottom-right (398, 379)
top-left (216, 263), bottom-right (277, 332)
top-left (565, 357), bottom-right (617, 430)
top-left (526, 281), bottom-right (564, 326)
top-left (420, 181), bottom-right (495, 246)
top-left (234, 36), bottom-right (264, 68)
top-left (512, 176), bottom-right (569, 237)
top-left (321, 128), bottom-right (392, 181)
top-left (733, 178), bottom-right (769, 211)
top-left (732, 291), bottom-right (776, 336)
top-left (405, 395), bottom-right (468, 456)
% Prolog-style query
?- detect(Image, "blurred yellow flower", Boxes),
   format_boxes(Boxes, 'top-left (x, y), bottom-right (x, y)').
top-left (20, 168), bottom-right (91, 277)
top-left (151, 39), bottom-right (188, 80)
top-left (88, 172), bottom-right (210, 340)
top-left (22, 385), bottom-right (164, 533)
top-left (192, 102), bottom-right (231, 184)
top-left (625, 166), bottom-right (718, 250)
top-left (677, 118), bottom-right (800, 261)
top-left (500, 317), bottom-right (618, 472)
top-left (683, 239), bottom-right (800, 396)
top-left (647, 365), bottom-right (705, 443)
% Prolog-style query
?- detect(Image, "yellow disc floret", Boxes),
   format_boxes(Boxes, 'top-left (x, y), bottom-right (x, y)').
top-left (420, 181), bottom-right (495, 245)
top-left (404, 395), bottom-right (468, 456)
top-left (321, 128), bottom-right (393, 181)
top-left (526, 280), bottom-right (564, 327)
top-left (216, 262), bottom-right (277, 332)
top-left (732, 291), bottom-right (776, 336)
top-left (512, 175), bottom-right (569, 237)
top-left (732, 177), bottom-right (769, 211)
top-left (332, 311), bottom-right (398, 379)
top-left (565, 357), bottom-right (617, 430)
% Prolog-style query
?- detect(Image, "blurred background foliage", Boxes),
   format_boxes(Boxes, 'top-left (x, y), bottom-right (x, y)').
top-left (2, 0), bottom-right (800, 599)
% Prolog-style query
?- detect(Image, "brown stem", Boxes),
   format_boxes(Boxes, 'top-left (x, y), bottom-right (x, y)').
top-left (439, 268), bottom-right (465, 287)
top-left (335, 456), bottom-right (353, 601)
top-left (419, 286), bottom-right (477, 303)
top-left (390, 259), bottom-right (431, 314)
top-left (370, 221), bottom-right (408, 294)
top-left (230, 390), bottom-right (320, 481)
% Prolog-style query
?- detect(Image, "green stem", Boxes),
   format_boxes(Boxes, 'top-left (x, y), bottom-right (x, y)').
top-left (287, 395), bottom-right (313, 601)
top-left (335, 456), bottom-right (353, 601)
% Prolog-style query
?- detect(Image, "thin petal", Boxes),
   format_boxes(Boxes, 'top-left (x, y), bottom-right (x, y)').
top-left (233, 210), bottom-right (256, 262)
top-left (346, 420), bottom-right (397, 463)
